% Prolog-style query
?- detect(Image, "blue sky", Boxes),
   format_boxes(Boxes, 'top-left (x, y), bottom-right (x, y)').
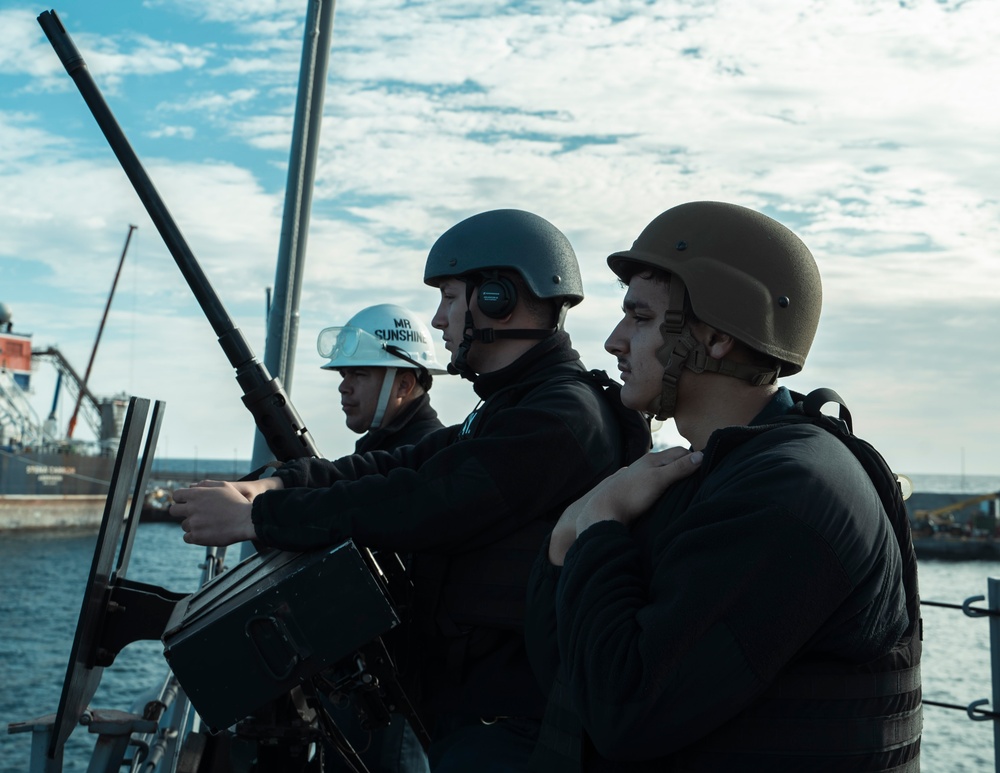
top-left (1, 0), bottom-right (997, 476)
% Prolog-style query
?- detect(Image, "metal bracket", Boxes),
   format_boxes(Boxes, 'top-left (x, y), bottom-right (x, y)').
top-left (963, 595), bottom-right (988, 618)
top-left (967, 699), bottom-right (993, 721)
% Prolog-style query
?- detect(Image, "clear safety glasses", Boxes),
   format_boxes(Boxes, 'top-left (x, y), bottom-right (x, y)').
top-left (316, 325), bottom-right (391, 362)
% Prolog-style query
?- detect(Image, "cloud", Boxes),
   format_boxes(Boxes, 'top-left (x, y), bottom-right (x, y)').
top-left (155, 89), bottom-right (259, 118)
top-left (146, 125), bottom-right (196, 140)
top-left (3, 0), bottom-right (998, 477)
top-left (0, 112), bottom-right (71, 166)
top-left (146, 0), bottom-right (305, 24)
top-left (0, 10), bottom-right (60, 79)
top-left (1, 10), bottom-right (213, 95)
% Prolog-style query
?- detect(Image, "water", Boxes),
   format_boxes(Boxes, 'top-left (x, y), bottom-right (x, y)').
top-left (920, 560), bottom-right (1000, 772)
top-left (150, 458), bottom-right (252, 480)
top-left (150, 467), bottom-right (1000, 494)
top-left (0, 524), bottom-right (207, 771)
top-left (906, 473), bottom-right (1000, 496)
top-left (3, 498), bottom-right (1000, 770)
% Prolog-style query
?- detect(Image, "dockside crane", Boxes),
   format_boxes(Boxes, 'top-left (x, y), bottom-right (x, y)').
top-left (914, 492), bottom-right (1000, 530)
top-left (66, 224), bottom-right (136, 440)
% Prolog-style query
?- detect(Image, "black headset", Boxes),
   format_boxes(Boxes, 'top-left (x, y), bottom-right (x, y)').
top-left (476, 275), bottom-right (518, 319)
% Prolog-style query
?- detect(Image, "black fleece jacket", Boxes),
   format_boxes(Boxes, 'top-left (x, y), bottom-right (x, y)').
top-left (526, 388), bottom-right (910, 771)
top-left (251, 332), bottom-right (650, 723)
top-left (353, 391), bottom-right (444, 455)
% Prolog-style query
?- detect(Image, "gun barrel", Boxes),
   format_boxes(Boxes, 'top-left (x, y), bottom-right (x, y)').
top-left (38, 10), bottom-right (235, 342)
top-left (38, 9), bottom-right (85, 73)
top-left (37, 10), bottom-right (319, 461)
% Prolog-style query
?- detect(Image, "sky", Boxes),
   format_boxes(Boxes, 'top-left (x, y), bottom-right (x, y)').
top-left (0, 0), bottom-right (997, 477)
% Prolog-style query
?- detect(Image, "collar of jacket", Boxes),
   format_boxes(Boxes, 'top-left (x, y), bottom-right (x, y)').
top-left (354, 391), bottom-right (438, 454)
top-left (471, 330), bottom-right (581, 400)
top-left (698, 387), bottom-right (796, 474)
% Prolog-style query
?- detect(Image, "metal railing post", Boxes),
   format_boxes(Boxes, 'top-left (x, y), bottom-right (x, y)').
top-left (988, 576), bottom-right (1000, 772)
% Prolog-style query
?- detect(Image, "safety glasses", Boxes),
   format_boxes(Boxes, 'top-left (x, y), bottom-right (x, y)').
top-left (317, 325), bottom-right (390, 362)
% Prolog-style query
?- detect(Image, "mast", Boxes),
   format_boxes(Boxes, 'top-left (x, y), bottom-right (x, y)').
top-left (249, 0), bottom-right (338, 471)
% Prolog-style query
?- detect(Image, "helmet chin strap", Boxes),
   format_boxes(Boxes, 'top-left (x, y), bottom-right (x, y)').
top-left (448, 281), bottom-right (558, 381)
top-left (449, 319), bottom-right (479, 381)
top-left (652, 281), bottom-right (780, 420)
top-left (650, 279), bottom-right (689, 420)
top-left (370, 366), bottom-right (398, 430)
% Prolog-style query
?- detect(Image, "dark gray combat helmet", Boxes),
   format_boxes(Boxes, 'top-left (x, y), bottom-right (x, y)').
top-left (424, 209), bottom-right (584, 305)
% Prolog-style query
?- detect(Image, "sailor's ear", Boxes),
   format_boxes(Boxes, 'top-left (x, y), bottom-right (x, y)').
top-left (395, 369), bottom-right (418, 398)
top-left (689, 321), bottom-right (735, 361)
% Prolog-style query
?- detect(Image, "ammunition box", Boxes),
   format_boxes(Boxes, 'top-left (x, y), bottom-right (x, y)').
top-left (162, 541), bottom-right (398, 731)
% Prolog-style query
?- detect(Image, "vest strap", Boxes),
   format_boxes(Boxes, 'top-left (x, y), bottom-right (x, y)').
top-left (708, 706), bottom-right (923, 754)
top-left (773, 662), bottom-right (921, 700)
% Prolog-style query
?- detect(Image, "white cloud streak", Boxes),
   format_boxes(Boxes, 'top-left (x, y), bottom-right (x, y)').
top-left (2, 0), bottom-right (997, 475)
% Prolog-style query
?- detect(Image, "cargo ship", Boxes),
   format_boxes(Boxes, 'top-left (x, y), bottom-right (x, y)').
top-left (0, 302), bottom-right (127, 530)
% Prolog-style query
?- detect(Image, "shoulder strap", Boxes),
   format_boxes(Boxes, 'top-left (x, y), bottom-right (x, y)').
top-left (465, 369), bottom-right (651, 464)
top-left (584, 369), bottom-right (652, 465)
top-left (786, 389), bottom-right (920, 629)
top-left (800, 387), bottom-right (853, 432)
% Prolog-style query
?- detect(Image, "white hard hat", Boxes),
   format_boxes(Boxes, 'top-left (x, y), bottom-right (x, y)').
top-left (317, 304), bottom-right (448, 373)
top-left (318, 304), bottom-right (447, 431)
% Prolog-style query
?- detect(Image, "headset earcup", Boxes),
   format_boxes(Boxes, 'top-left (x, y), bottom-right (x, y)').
top-left (477, 277), bottom-right (517, 319)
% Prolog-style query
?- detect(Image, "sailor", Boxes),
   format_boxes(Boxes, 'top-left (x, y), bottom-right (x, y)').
top-left (320, 303), bottom-right (448, 454)
top-left (525, 201), bottom-right (921, 771)
top-left (171, 209), bottom-right (652, 771)
top-left (317, 303), bottom-right (448, 773)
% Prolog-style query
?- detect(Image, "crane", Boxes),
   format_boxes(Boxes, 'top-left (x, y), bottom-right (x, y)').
top-left (66, 224), bottom-right (136, 439)
top-left (913, 492), bottom-right (1000, 530)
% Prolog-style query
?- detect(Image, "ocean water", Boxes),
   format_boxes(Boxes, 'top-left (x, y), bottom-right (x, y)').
top-left (0, 524), bottom-right (208, 771)
top-left (149, 466), bottom-right (1000, 496)
top-left (149, 457), bottom-right (253, 482)
top-left (905, 473), bottom-right (1000, 497)
top-left (2, 478), bottom-right (1000, 771)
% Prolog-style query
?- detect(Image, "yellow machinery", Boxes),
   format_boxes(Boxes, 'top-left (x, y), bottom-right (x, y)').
top-left (913, 492), bottom-right (1000, 534)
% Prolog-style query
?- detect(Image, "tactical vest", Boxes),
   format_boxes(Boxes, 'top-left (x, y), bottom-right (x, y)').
top-left (659, 389), bottom-right (922, 771)
top-left (533, 388), bottom-right (922, 772)
top-left (658, 633), bottom-right (921, 771)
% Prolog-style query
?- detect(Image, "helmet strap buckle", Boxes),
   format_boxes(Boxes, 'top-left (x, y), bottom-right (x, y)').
top-left (750, 366), bottom-right (780, 386)
top-left (661, 309), bottom-right (685, 335)
top-left (685, 342), bottom-right (708, 373)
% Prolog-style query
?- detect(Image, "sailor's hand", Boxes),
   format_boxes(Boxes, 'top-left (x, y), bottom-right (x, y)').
top-left (170, 480), bottom-right (258, 546)
top-left (575, 447), bottom-right (702, 534)
top-left (549, 487), bottom-right (602, 566)
top-left (548, 448), bottom-right (701, 565)
top-left (189, 475), bottom-right (284, 502)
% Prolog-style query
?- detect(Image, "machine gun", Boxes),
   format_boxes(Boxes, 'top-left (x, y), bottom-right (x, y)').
top-left (28, 10), bottom-right (428, 772)
top-left (38, 9), bottom-right (315, 464)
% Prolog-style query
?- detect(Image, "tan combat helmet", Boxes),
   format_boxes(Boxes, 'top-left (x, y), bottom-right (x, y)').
top-left (607, 201), bottom-right (823, 419)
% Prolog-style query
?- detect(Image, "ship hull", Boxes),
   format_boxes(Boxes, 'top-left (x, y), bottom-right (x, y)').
top-left (0, 494), bottom-right (111, 531)
top-left (0, 448), bottom-right (116, 496)
top-left (0, 449), bottom-right (116, 531)
top-left (911, 536), bottom-right (1000, 561)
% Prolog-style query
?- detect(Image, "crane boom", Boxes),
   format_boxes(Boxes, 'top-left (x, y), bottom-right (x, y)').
top-left (67, 224), bottom-right (137, 439)
top-left (914, 492), bottom-right (1000, 523)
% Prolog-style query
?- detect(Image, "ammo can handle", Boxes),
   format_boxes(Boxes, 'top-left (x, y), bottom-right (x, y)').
top-left (245, 615), bottom-right (302, 682)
